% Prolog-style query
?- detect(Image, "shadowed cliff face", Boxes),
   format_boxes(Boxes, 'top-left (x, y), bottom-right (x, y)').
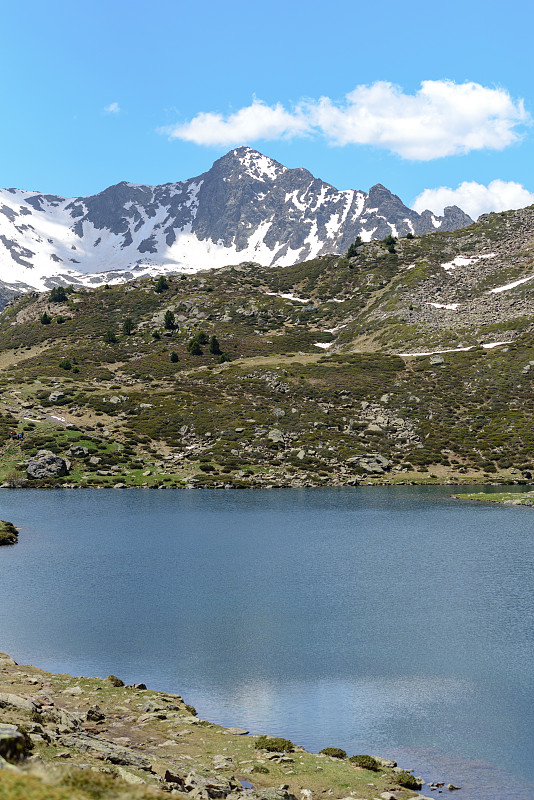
top-left (0, 147), bottom-right (472, 300)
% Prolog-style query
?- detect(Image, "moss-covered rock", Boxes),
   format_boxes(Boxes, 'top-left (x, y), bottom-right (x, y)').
top-left (0, 521), bottom-right (18, 546)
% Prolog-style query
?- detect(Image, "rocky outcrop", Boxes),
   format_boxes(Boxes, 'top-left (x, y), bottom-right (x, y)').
top-left (60, 732), bottom-right (153, 770)
top-left (347, 454), bottom-right (392, 474)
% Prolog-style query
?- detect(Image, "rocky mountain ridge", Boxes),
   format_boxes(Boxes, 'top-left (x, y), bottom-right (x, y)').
top-left (0, 147), bottom-right (472, 303)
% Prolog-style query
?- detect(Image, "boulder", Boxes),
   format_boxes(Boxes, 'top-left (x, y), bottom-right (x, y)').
top-left (48, 391), bottom-right (65, 403)
top-left (26, 452), bottom-right (70, 479)
top-left (267, 429), bottom-right (284, 443)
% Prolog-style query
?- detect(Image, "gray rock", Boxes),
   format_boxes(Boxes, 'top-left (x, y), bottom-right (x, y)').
top-left (44, 707), bottom-right (82, 731)
top-left (184, 770), bottom-right (239, 798)
top-left (60, 732), bottom-right (152, 770)
top-left (213, 754), bottom-right (235, 769)
top-left (429, 355), bottom-right (445, 365)
top-left (267, 429), bottom-right (284, 443)
top-left (85, 705), bottom-right (105, 722)
top-left (66, 445), bottom-right (89, 458)
top-left (0, 693), bottom-right (40, 712)
top-left (26, 452), bottom-right (70, 479)
top-left (347, 454), bottom-right (391, 474)
top-left (0, 724), bottom-right (27, 762)
top-left (48, 391), bottom-right (65, 402)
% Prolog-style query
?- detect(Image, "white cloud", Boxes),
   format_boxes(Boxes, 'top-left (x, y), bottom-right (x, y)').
top-left (412, 179), bottom-right (534, 219)
top-left (163, 99), bottom-right (310, 146)
top-left (162, 81), bottom-right (529, 160)
top-left (104, 102), bottom-right (120, 114)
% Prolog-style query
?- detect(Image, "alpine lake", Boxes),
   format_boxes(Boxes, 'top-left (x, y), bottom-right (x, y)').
top-left (1, 485), bottom-right (533, 800)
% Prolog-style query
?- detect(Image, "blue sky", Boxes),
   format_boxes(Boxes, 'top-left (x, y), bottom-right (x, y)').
top-left (2, 0), bottom-right (533, 218)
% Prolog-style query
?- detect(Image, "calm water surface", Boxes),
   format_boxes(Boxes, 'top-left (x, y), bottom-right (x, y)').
top-left (0, 487), bottom-right (533, 799)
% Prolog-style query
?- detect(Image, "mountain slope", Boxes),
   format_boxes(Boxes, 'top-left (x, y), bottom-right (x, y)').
top-left (0, 205), bottom-right (532, 489)
top-left (0, 147), bottom-right (472, 301)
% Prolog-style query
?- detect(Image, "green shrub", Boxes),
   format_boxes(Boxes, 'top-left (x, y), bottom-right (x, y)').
top-left (320, 747), bottom-right (347, 759)
top-left (254, 735), bottom-right (294, 752)
top-left (103, 330), bottom-right (117, 344)
top-left (251, 764), bottom-right (270, 774)
top-left (349, 755), bottom-right (380, 771)
top-left (59, 358), bottom-right (72, 370)
top-left (40, 311), bottom-right (52, 325)
top-left (395, 771), bottom-right (422, 789)
top-left (169, 351), bottom-right (179, 363)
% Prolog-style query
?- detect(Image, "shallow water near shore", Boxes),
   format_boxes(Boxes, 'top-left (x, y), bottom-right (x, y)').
top-left (0, 486), bottom-right (533, 799)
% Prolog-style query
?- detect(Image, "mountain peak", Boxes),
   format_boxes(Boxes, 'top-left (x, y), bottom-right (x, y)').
top-left (0, 149), bottom-right (474, 298)
top-left (215, 146), bottom-right (286, 183)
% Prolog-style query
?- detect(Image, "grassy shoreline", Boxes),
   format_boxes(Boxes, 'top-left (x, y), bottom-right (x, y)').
top-left (452, 489), bottom-right (534, 506)
top-left (0, 652), bottom-right (435, 800)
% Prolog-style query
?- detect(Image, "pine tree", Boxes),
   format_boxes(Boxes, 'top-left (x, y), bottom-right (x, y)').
top-left (155, 276), bottom-right (169, 293)
top-left (164, 310), bottom-right (175, 330)
top-left (50, 286), bottom-right (67, 302)
top-left (208, 335), bottom-right (221, 355)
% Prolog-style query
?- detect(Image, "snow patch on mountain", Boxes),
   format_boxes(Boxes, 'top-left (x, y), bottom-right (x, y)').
top-left (489, 274), bottom-right (534, 293)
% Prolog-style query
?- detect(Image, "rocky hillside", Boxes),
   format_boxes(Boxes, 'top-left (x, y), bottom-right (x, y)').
top-left (0, 207), bottom-right (532, 489)
top-left (0, 147), bottom-right (472, 304)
